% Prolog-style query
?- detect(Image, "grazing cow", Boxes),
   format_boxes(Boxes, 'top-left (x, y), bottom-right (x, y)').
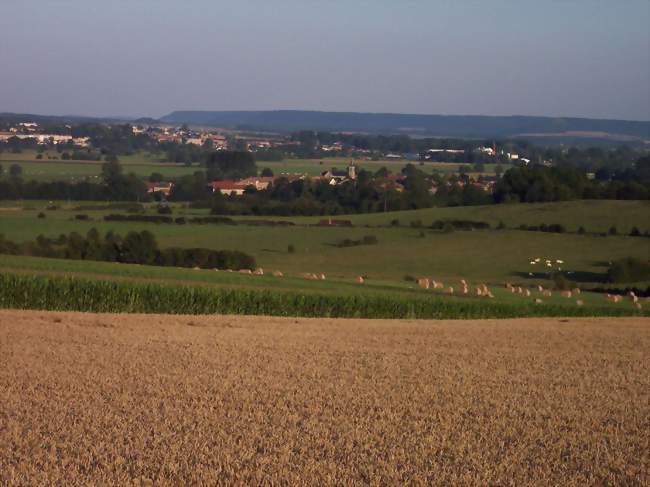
top-left (272, 270), bottom-right (283, 277)
top-left (524, 289), bottom-right (531, 297)
top-left (560, 290), bottom-right (572, 298)
top-left (475, 287), bottom-right (483, 296)
top-left (543, 290), bottom-right (552, 297)
top-left (534, 298), bottom-right (543, 304)
top-left (356, 276), bottom-right (364, 284)
top-left (461, 286), bottom-right (468, 294)
top-left (444, 286), bottom-right (454, 294)
top-left (487, 292), bottom-right (494, 298)
top-left (417, 278), bottom-right (430, 290)
top-left (253, 268), bottom-right (264, 275)
top-left (576, 299), bottom-right (584, 306)
top-left (239, 269), bottom-right (252, 274)
top-left (630, 295), bottom-right (639, 304)
top-left (634, 302), bottom-right (643, 310)
top-left (572, 288), bottom-right (581, 295)
top-left (537, 285), bottom-right (544, 292)
top-left (434, 281), bottom-right (444, 289)
top-left (319, 273), bottom-right (326, 280)
top-left (505, 282), bottom-right (512, 289)
top-left (509, 286), bottom-right (517, 294)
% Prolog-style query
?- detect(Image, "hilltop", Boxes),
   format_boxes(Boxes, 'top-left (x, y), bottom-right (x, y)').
top-left (160, 110), bottom-right (650, 141)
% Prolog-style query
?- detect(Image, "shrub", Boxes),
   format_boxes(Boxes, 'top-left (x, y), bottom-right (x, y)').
top-left (432, 220), bottom-right (490, 231)
top-left (337, 235), bottom-right (379, 247)
top-left (630, 226), bottom-right (641, 237)
top-left (577, 226), bottom-right (586, 235)
top-left (552, 272), bottom-right (575, 291)
top-left (74, 214), bottom-right (90, 221)
top-left (157, 206), bottom-right (172, 215)
top-left (390, 219), bottom-right (400, 227)
top-left (287, 244), bottom-right (296, 254)
top-left (410, 220), bottom-right (422, 228)
top-left (37, 212), bottom-right (45, 219)
top-left (608, 226), bottom-right (618, 236)
top-left (497, 220), bottom-right (506, 230)
top-left (607, 258), bottom-right (650, 283)
top-left (441, 222), bottom-right (455, 233)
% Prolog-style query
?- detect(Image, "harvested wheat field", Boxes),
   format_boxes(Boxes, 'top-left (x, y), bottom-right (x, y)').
top-left (1, 310), bottom-right (649, 485)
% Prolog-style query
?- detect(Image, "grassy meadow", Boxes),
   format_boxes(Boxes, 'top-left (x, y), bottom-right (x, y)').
top-left (0, 199), bottom-right (648, 317)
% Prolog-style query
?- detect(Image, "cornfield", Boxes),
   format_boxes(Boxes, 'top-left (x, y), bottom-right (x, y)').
top-left (0, 273), bottom-right (645, 318)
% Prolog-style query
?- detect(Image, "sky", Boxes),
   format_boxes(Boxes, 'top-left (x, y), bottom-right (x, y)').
top-left (1, 0), bottom-right (649, 120)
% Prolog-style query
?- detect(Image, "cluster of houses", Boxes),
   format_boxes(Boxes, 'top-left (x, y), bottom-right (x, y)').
top-left (0, 122), bottom-right (90, 146)
top-left (147, 162), bottom-right (496, 199)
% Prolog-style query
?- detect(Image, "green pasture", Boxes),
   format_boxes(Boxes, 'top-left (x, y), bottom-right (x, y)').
top-left (0, 159), bottom-right (199, 182)
top-left (0, 200), bottom-right (648, 288)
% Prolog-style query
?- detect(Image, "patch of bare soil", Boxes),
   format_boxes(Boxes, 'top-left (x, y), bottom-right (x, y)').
top-left (1, 310), bottom-right (648, 485)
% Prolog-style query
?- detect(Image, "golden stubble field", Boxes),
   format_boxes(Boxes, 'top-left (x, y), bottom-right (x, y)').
top-left (1, 310), bottom-right (648, 485)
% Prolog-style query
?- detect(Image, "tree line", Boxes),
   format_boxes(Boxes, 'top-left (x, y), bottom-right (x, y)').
top-left (0, 229), bottom-right (256, 270)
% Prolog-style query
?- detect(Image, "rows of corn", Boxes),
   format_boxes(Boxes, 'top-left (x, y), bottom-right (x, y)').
top-left (0, 273), bottom-right (646, 319)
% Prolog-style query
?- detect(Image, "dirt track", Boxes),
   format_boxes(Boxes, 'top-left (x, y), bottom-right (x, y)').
top-left (1, 310), bottom-right (649, 485)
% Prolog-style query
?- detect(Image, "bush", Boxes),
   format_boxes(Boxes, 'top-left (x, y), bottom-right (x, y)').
top-left (410, 220), bottom-right (422, 228)
top-left (578, 226), bottom-right (586, 235)
top-left (432, 220), bottom-right (490, 231)
top-left (37, 212), bottom-right (45, 219)
top-left (441, 222), bottom-right (455, 233)
top-left (497, 220), bottom-right (506, 230)
top-left (608, 226), bottom-right (618, 236)
top-left (552, 272), bottom-right (575, 291)
top-left (630, 227), bottom-right (641, 237)
top-left (361, 235), bottom-right (378, 245)
top-left (390, 219), bottom-right (400, 227)
top-left (74, 214), bottom-right (90, 221)
top-left (157, 206), bottom-right (172, 215)
top-left (336, 235), bottom-right (378, 247)
top-left (607, 258), bottom-right (650, 283)
top-left (287, 244), bottom-right (296, 254)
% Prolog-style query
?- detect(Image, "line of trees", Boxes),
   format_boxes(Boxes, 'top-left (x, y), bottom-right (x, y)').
top-left (0, 229), bottom-right (256, 270)
top-left (494, 156), bottom-right (650, 203)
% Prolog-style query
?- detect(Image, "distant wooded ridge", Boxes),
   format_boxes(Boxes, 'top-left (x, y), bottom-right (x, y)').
top-left (160, 110), bottom-right (650, 139)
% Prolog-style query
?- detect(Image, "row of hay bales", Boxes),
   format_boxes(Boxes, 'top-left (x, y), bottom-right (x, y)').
top-left (505, 282), bottom-right (645, 310)
top-left (416, 278), bottom-right (495, 298)
top-left (507, 282), bottom-right (586, 307)
top-left (208, 267), bottom-right (285, 277)
top-left (604, 291), bottom-right (646, 310)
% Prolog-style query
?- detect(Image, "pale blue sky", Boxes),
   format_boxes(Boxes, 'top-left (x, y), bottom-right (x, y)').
top-left (1, 0), bottom-right (648, 120)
